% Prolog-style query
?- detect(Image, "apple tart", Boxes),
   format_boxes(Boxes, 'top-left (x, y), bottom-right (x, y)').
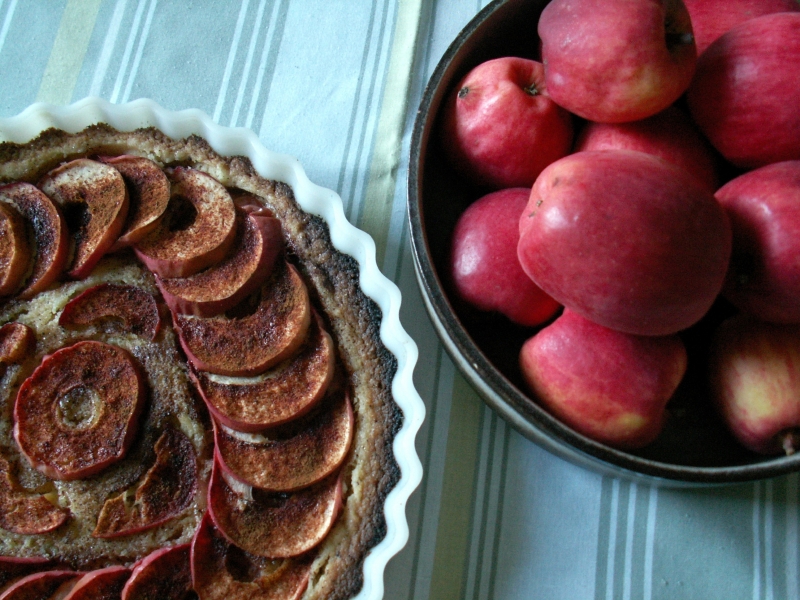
top-left (0, 124), bottom-right (401, 599)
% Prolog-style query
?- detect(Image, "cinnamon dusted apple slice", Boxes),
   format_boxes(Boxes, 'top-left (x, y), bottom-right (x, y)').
top-left (0, 183), bottom-right (69, 299)
top-left (191, 512), bottom-right (313, 600)
top-left (58, 284), bottom-right (162, 341)
top-left (215, 388), bottom-right (352, 492)
top-left (0, 571), bottom-right (80, 600)
top-left (93, 427), bottom-right (197, 538)
top-left (207, 461), bottom-right (343, 558)
top-left (0, 202), bottom-right (30, 297)
top-left (134, 167), bottom-right (236, 278)
top-left (0, 455), bottom-right (69, 535)
top-left (192, 313), bottom-right (334, 432)
top-left (0, 323), bottom-right (35, 365)
top-left (62, 566), bottom-right (130, 600)
top-left (0, 558), bottom-right (61, 594)
top-left (98, 155), bottom-right (170, 248)
top-left (39, 158), bottom-right (129, 280)
top-left (157, 204), bottom-right (283, 317)
top-left (174, 262), bottom-right (311, 377)
top-left (14, 341), bottom-right (145, 481)
top-left (120, 544), bottom-right (191, 600)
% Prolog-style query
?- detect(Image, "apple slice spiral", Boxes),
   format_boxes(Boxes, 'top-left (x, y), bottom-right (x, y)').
top-left (214, 388), bottom-right (353, 493)
top-left (0, 202), bottom-right (30, 297)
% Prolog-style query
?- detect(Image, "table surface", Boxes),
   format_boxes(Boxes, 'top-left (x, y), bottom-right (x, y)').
top-left (1, 1), bottom-right (798, 599)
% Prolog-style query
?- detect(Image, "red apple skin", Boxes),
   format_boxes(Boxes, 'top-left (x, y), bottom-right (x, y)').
top-left (687, 13), bottom-right (800, 169)
top-left (715, 161), bottom-right (800, 324)
top-left (538, 0), bottom-right (697, 123)
top-left (520, 310), bottom-right (687, 448)
top-left (708, 316), bottom-right (800, 455)
top-left (573, 106), bottom-right (719, 192)
top-left (683, 0), bottom-right (799, 55)
top-left (438, 57), bottom-right (574, 189)
top-left (450, 188), bottom-right (560, 327)
top-left (518, 150), bottom-right (731, 336)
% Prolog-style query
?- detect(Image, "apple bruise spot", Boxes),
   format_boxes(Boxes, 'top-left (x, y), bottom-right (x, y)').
top-left (192, 313), bottom-right (335, 431)
top-left (93, 427), bottom-right (197, 538)
top-left (13, 341), bottom-right (145, 481)
top-left (191, 512), bottom-right (313, 599)
top-left (214, 388), bottom-right (353, 492)
top-left (208, 461), bottom-right (342, 558)
top-left (0, 323), bottom-right (35, 365)
top-left (0, 455), bottom-right (70, 535)
top-left (58, 283), bottom-right (161, 341)
top-left (174, 262), bottom-right (311, 377)
top-left (39, 158), bottom-right (129, 280)
top-left (121, 543), bottom-right (192, 600)
top-left (0, 183), bottom-right (69, 299)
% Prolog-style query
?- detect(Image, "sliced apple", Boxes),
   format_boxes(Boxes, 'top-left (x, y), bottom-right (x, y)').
top-left (93, 427), bottom-right (197, 538)
top-left (0, 183), bottom-right (69, 299)
top-left (192, 313), bottom-right (334, 432)
top-left (0, 202), bottom-right (30, 297)
top-left (14, 341), bottom-right (145, 481)
top-left (0, 455), bottom-right (69, 535)
top-left (61, 566), bottom-right (130, 600)
top-left (174, 262), bottom-right (311, 377)
top-left (39, 158), bottom-right (129, 280)
top-left (0, 570), bottom-right (80, 600)
top-left (0, 324), bottom-right (35, 365)
top-left (0, 558), bottom-right (62, 594)
top-left (207, 460), bottom-right (342, 558)
top-left (120, 544), bottom-right (191, 600)
top-left (157, 204), bottom-right (283, 318)
top-left (58, 284), bottom-right (162, 341)
top-left (98, 155), bottom-right (170, 248)
top-left (133, 167), bottom-right (237, 278)
top-left (215, 388), bottom-right (352, 492)
top-left (191, 512), bottom-right (313, 600)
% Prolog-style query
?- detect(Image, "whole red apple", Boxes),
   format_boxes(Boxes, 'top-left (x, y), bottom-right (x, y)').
top-left (708, 315), bottom-right (800, 455)
top-left (687, 12), bottom-right (800, 169)
top-left (573, 105), bottom-right (718, 192)
top-left (450, 188), bottom-right (560, 327)
top-left (438, 57), bottom-right (573, 189)
top-left (518, 150), bottom-right (731, 336)
top-left (715, 161), bottom-right (800, 323)
top-left (682, 0), bottom-right (799, 55)
top-left (538, 0), bottom-right (697, 123)
top-left (520, 309), bottom-right (687, 449)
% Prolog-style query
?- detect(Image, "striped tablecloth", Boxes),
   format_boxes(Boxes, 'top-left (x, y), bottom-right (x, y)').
top-left (1, 1), bottom-right (798, 599)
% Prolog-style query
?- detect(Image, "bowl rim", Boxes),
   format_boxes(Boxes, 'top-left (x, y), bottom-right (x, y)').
top-left (0, 96), bottom-right (426, 599)
top-left (406, 0), bottom-right (800, 486)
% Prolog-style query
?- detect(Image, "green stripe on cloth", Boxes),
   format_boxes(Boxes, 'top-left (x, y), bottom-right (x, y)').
top-left (36, 0), bottom-right (103, 104)
top-left (358, 0), bottom-right (422, 267)
top-left (429, 371), bottom-right (484, 599)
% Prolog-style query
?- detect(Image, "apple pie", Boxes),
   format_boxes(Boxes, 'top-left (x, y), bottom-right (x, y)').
top-left (0, 124), bottom-right (401, 599)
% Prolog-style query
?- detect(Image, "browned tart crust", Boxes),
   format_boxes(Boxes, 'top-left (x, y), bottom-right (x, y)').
top-left (0, 125), bottom-right (401, 599)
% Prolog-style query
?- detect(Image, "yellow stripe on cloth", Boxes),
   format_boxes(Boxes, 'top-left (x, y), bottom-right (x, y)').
top-left (429, 371), bottom-right (484, 599)
top-left (358, 0), bottom-right (422, 268)
top-left (37, 0), bottom-right (103, 104)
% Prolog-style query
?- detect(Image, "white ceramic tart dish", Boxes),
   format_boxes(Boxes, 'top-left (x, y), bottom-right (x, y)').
top-left (0, 98), bottom-right (424, 599)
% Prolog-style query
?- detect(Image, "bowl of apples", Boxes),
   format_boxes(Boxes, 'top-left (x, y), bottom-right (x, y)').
top-left (408, 0), bottom-right (800, 484)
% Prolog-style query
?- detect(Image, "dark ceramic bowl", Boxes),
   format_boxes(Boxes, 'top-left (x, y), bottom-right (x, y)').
top-left (407, 0), bottom-right (800, 484)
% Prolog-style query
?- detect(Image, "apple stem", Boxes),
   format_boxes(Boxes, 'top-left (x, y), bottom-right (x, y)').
top-left (781, 430), bottom-right (800, 456)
